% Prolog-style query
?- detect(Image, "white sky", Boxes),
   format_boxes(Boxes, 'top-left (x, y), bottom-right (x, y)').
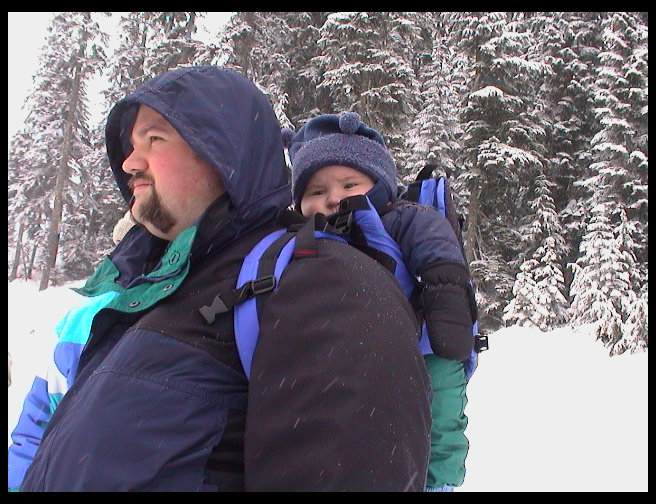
top-left (7, 12), bottom-right (233, 140)
top-left (8, 12), bottom-right (53, 140)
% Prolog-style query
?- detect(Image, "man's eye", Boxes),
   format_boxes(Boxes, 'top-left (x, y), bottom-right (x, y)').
top-left (149, 136), bottom-right (163, 143)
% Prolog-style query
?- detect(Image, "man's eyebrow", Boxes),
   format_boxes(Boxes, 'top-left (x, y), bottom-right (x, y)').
top-left (132, 121), bottom-right (174, 138)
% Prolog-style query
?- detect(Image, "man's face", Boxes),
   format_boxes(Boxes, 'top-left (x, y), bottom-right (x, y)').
top-left (122, 105), bottom-right (225, 241)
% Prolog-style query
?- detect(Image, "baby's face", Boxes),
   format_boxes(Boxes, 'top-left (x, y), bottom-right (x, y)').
top-left (300, 165), bottom-right (375, 217)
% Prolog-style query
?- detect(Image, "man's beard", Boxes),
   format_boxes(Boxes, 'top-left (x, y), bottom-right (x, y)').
top-left (131, 182), bottom-right (176, 236)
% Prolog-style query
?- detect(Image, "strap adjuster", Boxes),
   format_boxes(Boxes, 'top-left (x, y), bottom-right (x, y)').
top-left (247, 275), bottom-right (276, 296)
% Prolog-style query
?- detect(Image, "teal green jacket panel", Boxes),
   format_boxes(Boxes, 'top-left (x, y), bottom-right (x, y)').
top-left (424, 353), bottom-right (469, 488)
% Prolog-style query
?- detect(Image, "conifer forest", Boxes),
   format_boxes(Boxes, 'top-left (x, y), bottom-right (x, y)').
top-left (7, 12), bottom-right (648, 355)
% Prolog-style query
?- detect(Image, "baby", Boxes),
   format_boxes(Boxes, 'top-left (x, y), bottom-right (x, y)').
top-left (283, 112), bottom-right (475, 361)
top-left (283, 112), bottom-right (476, 491)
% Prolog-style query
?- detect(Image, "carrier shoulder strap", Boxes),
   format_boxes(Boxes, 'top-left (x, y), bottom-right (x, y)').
top-left (229, 212), bottom-right (350, 379)
top-left (333, 195), bottom-right (416, 296)
top-left (403, 165), bottom-right (462, 245)
top-left (197, 211), bottom-right (328, 326)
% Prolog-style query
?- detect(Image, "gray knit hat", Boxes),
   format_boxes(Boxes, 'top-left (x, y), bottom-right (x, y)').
top-left (282, 112), bottom-right (397, 208)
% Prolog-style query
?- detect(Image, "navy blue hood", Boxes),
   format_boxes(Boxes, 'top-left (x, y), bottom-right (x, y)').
top-left (106, 66), bottom-right (291, 232)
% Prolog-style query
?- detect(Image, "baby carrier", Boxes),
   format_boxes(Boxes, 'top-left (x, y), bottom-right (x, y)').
top-left (199, 165), bottom-right (487, 380)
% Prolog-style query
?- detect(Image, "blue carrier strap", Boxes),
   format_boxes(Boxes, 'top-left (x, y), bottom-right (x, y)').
top-left (334, 195), bottom-right (433, 354)
top-left (418, 177), bottom-right (446, 217)
top-left (347, 196), bottom-right (415, 298)
top-left (234, 224), bottom-right (347, 379)
top-left (465, 320), bottom-right (482, 380)
top-left (406, 173), bottom-right (462, 246)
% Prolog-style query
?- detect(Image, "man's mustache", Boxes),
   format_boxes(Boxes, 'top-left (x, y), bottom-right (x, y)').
top-left (128, 174), bottom-right (154, 191)
top-left (128, 175), bottom-right (154, 209)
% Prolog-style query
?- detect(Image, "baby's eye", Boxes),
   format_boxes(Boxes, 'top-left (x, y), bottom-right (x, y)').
top-left (344, 183), bottom-right (358, 189)
top-left (310, 189), bottom-right (324, 196)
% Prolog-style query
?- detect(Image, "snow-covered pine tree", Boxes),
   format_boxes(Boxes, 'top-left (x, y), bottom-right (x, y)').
top-left (103, 12), bottom-right (154, 105)
top-left (569, 204), bottom-right (638, 353)
top-left (273, 12), bottom-right (330, 127)
top-left (209, 12), bottom-right (327, 129)
top-left (311, 12), bottom-right (423, 174)
top-left (9, 126), bottom-right (50, 281)
top-left (593, 12), bottom-right (648, 275)
top-left (454, 12), bottom-right (551, 328)
top-left (534, 13), bottom-right (602, 192)
top-left (103, 12), bottom-right (206, 113)
top-left (590, 15), bottom-right (645, 214)
top-left (532, 12), bottom-right (605, 280)
top-left (7, 12), bottom-right (107, 289)
top-left (66, 120), bottom-right (126, 277)
top-left (568, 12), bottom-right (648, 353)
top-left (250, 18), bottom-right (295, 128)
top-left (502, 257), bottom-right (542, 328)
top-left (210, 12), bottom-right (268, 77)
top-left (405, 13), bottom-right (464, 182)
top-left (615, 289), bottom-right (648, 355)
top-left (503, 171), bottom-right (569, 330)
top-left (609, 208), bottom-right (647, 354)
top-left (143, 12), bottom-right (205, 77)
top-left (469, 251), bottom-right (515, 329)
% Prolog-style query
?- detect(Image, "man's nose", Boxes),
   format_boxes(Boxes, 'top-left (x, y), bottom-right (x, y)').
top-left (122, 148), bottom-right (146, 175)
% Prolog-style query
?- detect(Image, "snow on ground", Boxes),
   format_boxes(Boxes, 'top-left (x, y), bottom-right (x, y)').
top-left (7, 280), bottom-right (648, 491)
top-left (460, 324), bottom-right (648, 492)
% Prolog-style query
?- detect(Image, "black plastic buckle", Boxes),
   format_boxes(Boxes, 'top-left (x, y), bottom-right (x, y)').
top-left (199, 294), bottom-right (229, 324)
top-left (333, 211), bottom-right (353, 235)
top-left (474, 334), bottom-right (489, 353)
top-left (199, 276), bottom-right (277, 325)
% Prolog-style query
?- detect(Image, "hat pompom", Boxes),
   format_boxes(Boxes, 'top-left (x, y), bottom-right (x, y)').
top-left (339, 112), bottom-right (361, 135)
top-left (281, 128), bottom-right (295, 149)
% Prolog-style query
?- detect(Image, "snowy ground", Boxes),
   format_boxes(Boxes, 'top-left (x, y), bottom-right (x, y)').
top-left (459, 324), bottom-right (648, 492)
top-left (8, 280), bottom-right (648, 492)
